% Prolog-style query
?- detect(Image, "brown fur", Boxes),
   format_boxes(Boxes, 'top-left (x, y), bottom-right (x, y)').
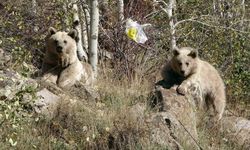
top-left (42, 27), bottom-right (93, 88)
top-left (161, 47), bottom-right (226, 121)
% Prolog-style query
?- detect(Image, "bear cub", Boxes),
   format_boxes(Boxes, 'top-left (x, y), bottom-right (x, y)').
top-left (42, 27), bottom-right (93, 88)
top-left (161, 47), bottom-right (226, 121)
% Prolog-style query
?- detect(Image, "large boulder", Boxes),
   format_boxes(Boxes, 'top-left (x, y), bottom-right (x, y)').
top-left (34, 88), bottom-right (60, 117)
top-left (150, 81), bottom-right (250, 149)
top-left (150, 85), bottom-right (201, 149)
top-left (0, 69), bottom-right (38, 100)
top-left (126, 86), bottom-right (200, 149)
top-left (35, 81), bottom-right (100, 118)
top-left (222, 116), bottom-right (250, 149)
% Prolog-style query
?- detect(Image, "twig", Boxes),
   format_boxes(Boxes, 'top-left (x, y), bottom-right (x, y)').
top-left (154, 0), bottom-right (168, 7)
top-left (144, 10), bottom-right (161, 19)
top-left (174, 18), bottom-right (250, 34)
top-left (178, 119), bottom-right (204, 150)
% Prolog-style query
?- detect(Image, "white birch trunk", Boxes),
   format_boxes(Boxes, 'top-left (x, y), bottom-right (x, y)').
top-left (81, 9), bottom-right (89, 54)
top-left (81, 2), bottom-right (91, 49)
top-left (117, 0), bottom-right (124, 22)
top-left (89, 0), bottom-right (99, 75)
top-left (31, 0), bottom-right (39, 32)
top-left (73, 3), bottom-right (88, 61)
top-left (31, 0), bottom-right (37, 15)
top-left (156, 0), bottom-right (177, 51)
top-left (62, 0), bottom-right (70, 31)
top-left (167, 0), bottom-right (177, 51)
top-left (240, 0), bottom-right (245, 29)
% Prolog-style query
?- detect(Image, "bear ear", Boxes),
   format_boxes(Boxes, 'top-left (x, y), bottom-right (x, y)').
top-left (173, 48), bottom-right (180, 56)
top-left (68, 29), bottom-right (79, 42)
top-left (48, 27), bottom-right (57, 35)
top-left (188, 49), bottom-right (198, 58)
top-left (73, 20), bottom-right (79, 28)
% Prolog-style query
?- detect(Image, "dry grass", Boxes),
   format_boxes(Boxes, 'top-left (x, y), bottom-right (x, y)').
top-left (0, 70), bottom-right (158, 149)
top-left (0, 68), bottom-right (247, 150)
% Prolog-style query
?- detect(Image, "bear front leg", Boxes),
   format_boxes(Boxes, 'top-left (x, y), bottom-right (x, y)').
top-left (59, 53), bottom-right (78, 68)
top-left (177, 75), bottom-right (196, 95)
top-left (57, 61), bottom-right (83, 88)
top-left (41, 63), bottom-right (60, 84)
top-left (42, 72), bottom-right (58, 84)
top-left (59, 54), bottom-right (71, 68)
top-left (177, 81), bottom-right (189, 95)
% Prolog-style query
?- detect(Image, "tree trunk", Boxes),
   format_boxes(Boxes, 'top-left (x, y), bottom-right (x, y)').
top-left (167, 0), bottom-right (177, 51)
top-left (117, 0), bottom-right (124, 22)
top-left (240, 0), bottom-right (245, 30)
top-left (73, 3), bottom-right (88, 61)
top-left (155, 0), bottom-right (177, 51)
top-left (89, 0), bottom-right (99, 75)
top-left (62, 0), bottom-right (70, 31)
top-left (79, 6), bottom-right (89, 54)
top-left (31, 0), bottom-right (37, 15)
top-left (81, 1), bottom-right (91, 51)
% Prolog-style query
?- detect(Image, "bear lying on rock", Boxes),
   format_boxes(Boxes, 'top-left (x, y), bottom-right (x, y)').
top-left (161, 47), bottom-right (226, 121)
top-left (41, 27), bottom-right (93, 89)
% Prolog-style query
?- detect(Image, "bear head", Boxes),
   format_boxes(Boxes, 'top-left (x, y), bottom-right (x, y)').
top-left (46, 27), bottom-right (78, 62)
top-left (171, 47), bottom-right (198, 78)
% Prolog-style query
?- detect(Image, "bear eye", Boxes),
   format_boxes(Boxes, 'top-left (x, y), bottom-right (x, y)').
top-left (63, 40), bottom-right (67, 44)
top-left (179, 62), bottom-right (182, 66)
top-left (54, 40), bottom-right (58, 44)
top-left (186, 62), bottom-right (189, 66)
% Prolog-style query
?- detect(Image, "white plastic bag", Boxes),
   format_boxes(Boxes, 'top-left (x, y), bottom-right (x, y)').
top-left (125, 19), bottom-right (148, 44)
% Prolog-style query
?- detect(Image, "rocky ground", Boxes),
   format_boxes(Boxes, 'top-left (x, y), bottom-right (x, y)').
top-left (0, 49), bottom-right (250, 149)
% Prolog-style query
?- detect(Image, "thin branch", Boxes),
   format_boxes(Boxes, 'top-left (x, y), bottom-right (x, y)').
top-left (154, 0), bottom-right (168, 7)
top-left (144, 10), bottom-right (161, 19)
top-left (174, 18), bottom-right (250, 34)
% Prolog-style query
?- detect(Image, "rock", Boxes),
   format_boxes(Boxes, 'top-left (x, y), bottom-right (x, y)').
top-left (34, 88), bottom-right (60, 117)
top-left (68, 81), bottom-right (100, 102)
top-left (222, 116), bottom-right (250, 149)
top-left (127, 88), bottom-right (200, 149)
top-left (117, 100), bottom-right (182, 149)
top-left (147, 112), bottom-right (183, 149)
top-left (151, 86), bottom-right (201, 149)
top-left (38, 80), bottom-right (100, 102)
top-left (151, 81), bottom-right (250, 149)
top-left (36, 80), bottom-right (100, 118)
top-left (0, 69), bottom-right (38, 100)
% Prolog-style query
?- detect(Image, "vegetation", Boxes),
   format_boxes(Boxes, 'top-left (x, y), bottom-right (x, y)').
top-left (0, 0), bottom-right (249, 149)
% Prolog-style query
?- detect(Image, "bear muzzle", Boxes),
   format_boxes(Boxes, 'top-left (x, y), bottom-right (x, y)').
top-left (180, 70), bottom-right (185, 75)
top-left (56, 46), bottom-right (63, 53)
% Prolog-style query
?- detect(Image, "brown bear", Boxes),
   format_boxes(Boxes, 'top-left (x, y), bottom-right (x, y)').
top-left (161, 47), bottom-right (226, 121)
top-left (42, 27), bottom-right (93, 88)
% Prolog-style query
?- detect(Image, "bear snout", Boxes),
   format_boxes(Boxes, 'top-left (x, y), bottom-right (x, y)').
top-left (56, 46), bottom-right (63, 53)
top-left (180, 70), bottom-right (185, 75)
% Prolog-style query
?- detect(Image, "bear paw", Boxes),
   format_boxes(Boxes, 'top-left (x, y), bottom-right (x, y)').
top-left (177, 85), bottom-right (187, 95)
top-left (60, 55), bottom-right (71, 67)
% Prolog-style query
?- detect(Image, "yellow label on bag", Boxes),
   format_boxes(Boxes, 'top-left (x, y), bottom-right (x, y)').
top-left (127, 27), bottom-right (137, 41)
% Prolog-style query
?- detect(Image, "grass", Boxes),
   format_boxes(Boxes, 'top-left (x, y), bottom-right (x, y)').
top-left (0, 67), bottom-right (247, 150)
top-left (0, 69), bottom-right (157, 149)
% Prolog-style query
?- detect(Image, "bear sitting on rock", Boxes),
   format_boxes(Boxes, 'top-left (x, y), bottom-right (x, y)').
top-left (161, 47), bottom-right (226, 121)
top-left (41, 27), bottom-right (93, 89)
